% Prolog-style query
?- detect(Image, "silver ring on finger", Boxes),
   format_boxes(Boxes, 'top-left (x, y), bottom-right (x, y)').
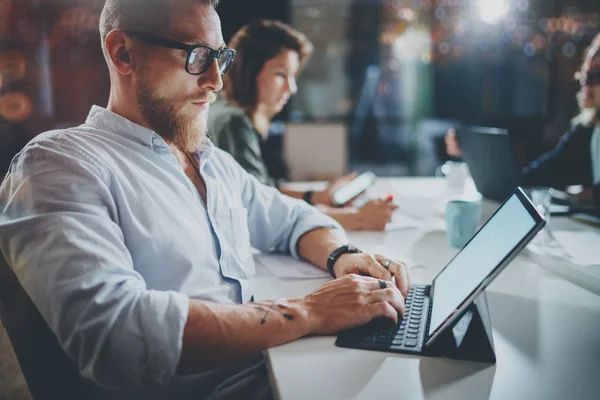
top-left (383, 260), bottom-right (392, 270)
top-left (379, 279), bottom-right (387, 289)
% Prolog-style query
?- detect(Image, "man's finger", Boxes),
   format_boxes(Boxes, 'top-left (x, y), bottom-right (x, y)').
top-left (361, 277), bottom-right (395, 291)
top-left (364, 258), bottom-right (393, 282)
top-left (374, 254), bottom-right (410, 297)
top-left (390, 260), bottom-right (410, 297)
top-left (367, 286), bottom-right (406, 317)
top-left (368, 302), bottom-right (398, 324)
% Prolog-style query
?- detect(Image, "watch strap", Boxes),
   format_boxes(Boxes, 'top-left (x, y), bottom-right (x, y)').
top-left (327, 244), bottom-right (361, 278)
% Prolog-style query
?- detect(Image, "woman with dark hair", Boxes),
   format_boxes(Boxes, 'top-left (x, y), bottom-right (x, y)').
top-left (209, 20), bottom-right (397, 230)
top-left (446, 33), bottom-right (600, 206)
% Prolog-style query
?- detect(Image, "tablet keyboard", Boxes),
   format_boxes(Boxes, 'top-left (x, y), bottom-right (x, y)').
top-left (336, 285), bottom-right (430, 353)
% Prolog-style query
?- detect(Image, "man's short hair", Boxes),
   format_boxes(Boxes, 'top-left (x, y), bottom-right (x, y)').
top-left (99, 0), bottom-right (220, 63)
top-left (223, 19), bottom-right (313, 112)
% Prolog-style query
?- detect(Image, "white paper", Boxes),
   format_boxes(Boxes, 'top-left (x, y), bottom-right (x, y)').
top-left (385, 212), bottom-right (422, 231)
top-left (552, 230), bottom-right (600, 267)
top-left (253, 254), bottom-right (330, 279)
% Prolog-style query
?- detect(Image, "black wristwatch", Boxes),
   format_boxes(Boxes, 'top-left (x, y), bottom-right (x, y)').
top-left (303, 190), bottom-right (314, 205)
top-left (327, 244), bottom-right (362, 278)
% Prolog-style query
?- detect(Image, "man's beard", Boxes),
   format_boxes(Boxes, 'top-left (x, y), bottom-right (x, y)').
top-left (136, 69), bottom-right (208, 153)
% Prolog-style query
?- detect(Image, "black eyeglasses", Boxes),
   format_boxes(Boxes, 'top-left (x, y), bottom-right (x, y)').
top-left (575, 70), bottom-right (600, 87)
top-left (124, 30), bottom-right (236, 76)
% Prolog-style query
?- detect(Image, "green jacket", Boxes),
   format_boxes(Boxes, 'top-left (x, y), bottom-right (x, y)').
top-left (208, 99), bottom-right (276, 187)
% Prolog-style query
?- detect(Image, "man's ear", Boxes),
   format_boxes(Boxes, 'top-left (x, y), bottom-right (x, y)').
top-left (105, 30), bottom-right (135, 76)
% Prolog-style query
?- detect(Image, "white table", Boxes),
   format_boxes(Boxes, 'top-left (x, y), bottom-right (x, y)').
top-left (253, 178), bottom-right (600, 400)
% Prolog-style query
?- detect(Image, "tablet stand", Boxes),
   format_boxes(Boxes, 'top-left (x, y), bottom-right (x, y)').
top-left (424, 291), bottom-right (496, 363)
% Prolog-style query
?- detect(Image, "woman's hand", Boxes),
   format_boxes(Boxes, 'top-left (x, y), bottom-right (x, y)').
top-left (311, 172), bottom-right (359, 206)
top-left (445, 128), bottom-right (462, 158)
top-left (354, 199), bottom-right (398, 231)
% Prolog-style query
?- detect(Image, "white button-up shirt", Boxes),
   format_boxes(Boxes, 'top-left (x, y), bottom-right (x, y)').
top-left (591, 123), bottom-right (600, 185)
top-left (0, 105), bottom-right (341, 398)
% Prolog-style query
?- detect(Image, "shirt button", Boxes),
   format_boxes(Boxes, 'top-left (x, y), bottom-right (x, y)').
top-left (152, 136), bottom-right (162, 147)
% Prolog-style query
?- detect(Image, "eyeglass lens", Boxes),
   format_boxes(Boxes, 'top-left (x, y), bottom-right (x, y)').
top-left (188, 48), bottom-right (233, 74)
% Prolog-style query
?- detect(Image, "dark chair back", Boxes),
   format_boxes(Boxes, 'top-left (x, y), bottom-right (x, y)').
top-left (0, 252), bottom-right (97, 399)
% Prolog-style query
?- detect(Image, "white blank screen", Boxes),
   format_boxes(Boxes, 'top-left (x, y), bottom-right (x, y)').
top-left (428, 194), bottom-right (536, 337)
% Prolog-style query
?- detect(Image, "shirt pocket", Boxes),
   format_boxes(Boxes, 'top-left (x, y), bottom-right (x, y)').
top-left (217, 207), bottom-right (255, 279)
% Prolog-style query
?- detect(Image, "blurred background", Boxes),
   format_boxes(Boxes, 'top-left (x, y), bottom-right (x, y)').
top-left (0, 0), bottom-right (599, 181)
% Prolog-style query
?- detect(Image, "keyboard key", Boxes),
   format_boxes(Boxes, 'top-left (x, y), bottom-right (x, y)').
top-left (392, 338), bottom-right (403, 345)
top-left (405, 338), bottom-right (418, 347)
top-left (406, 333), bottom-right (418, 339)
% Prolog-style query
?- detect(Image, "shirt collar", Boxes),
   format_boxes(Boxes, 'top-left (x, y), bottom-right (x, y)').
top-left (85, 105), bottom-right (214, 161)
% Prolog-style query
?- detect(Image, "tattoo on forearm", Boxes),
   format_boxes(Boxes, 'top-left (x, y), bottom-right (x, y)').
top-left (251, 300), bottom-right (294, 324)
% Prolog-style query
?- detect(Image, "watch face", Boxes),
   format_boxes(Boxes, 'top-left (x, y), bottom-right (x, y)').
top-left (348, 245), bottom-right (362, 253)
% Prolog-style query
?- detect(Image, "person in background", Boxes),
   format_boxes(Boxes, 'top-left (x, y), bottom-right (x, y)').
top-left (0, 1), bottom-right (410, 399)
top-left (208, 19), bottom-right (397, 231)
top-left (445, 32), bottom-right (600, 207)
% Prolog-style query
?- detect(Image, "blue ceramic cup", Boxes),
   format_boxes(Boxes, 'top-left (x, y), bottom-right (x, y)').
top-left (446, 200), bottom-right (482, 248)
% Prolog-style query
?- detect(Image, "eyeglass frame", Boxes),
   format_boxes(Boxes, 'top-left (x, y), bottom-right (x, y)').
top-left (124, 30), bottom-right (236, 76)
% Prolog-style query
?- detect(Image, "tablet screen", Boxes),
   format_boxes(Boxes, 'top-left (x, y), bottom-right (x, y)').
top-left (427, 194), bottom-right (537, 337)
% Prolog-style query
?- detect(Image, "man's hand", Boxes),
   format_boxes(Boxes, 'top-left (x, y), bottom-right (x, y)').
top-left (302, 274), bottom-right (405, 335)
top-left (311, 172), bottom-right (359, 206)
top-left (332, 252), bottom-right (410, 297)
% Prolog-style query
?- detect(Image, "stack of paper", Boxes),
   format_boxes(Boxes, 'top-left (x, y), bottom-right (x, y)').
top-left (253, 254), bottom-right (330, 279)
top-left (552, 230), bottom-right (600, 267)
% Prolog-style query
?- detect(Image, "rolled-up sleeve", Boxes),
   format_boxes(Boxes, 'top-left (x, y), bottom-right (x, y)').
top-left (221, 151), bottom-right (343, 258)
top-left (0, 140), bottom-right (189, 390)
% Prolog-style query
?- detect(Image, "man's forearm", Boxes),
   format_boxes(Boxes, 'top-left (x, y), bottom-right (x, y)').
top-left (177, 228), bottom-right (348, 374)
top-left (178, 297), bottom-right (312, 374)
top-left (296, 227), bottom-right (349, 271)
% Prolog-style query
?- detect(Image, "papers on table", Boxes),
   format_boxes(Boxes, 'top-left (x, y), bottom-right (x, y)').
top-left (253, 250), bottom-right (420, 280)
top-left (552, 230), bottom-right (600, 267)
top-left (253, 253), bottom-right (330, 279)
top-left (385, 212), bottom-right (422, 231)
